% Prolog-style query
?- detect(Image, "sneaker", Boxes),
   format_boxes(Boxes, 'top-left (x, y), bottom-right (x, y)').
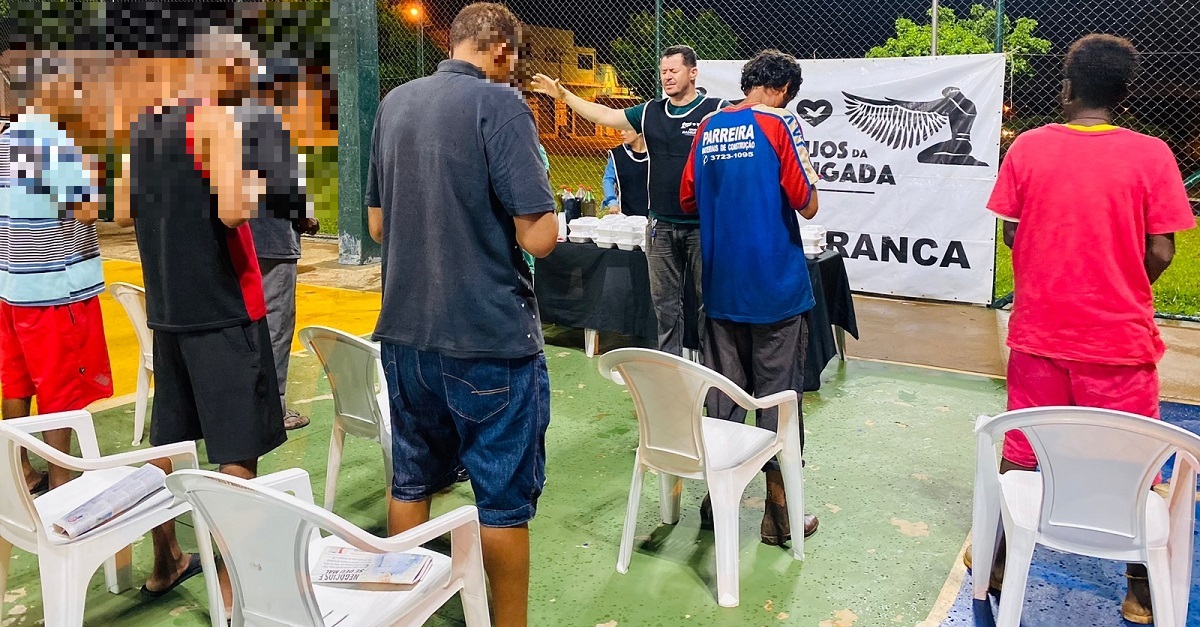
top-left (455, 467), bottom-right (470, 483)
top-left (283, 409), bottom-right (310, 430)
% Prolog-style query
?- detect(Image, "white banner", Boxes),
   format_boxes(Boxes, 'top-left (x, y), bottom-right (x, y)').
top-left (698, 54), bottom-right (1005, 305)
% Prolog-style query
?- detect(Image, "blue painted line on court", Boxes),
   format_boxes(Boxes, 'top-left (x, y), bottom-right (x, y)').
top-left (942, 401), bottom-right (1200, 626)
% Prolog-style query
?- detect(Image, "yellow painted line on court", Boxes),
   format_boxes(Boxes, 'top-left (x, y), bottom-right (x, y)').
top-left (97, 258), bottom-right (381, 400)
top-left (919, 536), bottom-right (971, 626)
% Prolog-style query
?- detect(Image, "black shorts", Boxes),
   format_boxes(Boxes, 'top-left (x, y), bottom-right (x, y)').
top-left (149, 319), bottom-right (287, 464)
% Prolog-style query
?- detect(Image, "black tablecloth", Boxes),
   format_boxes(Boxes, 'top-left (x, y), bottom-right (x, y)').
top-left (535, 243), bottom-right (858, 391)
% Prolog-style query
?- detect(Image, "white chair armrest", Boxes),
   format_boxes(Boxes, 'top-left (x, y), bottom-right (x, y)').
top-left (324, 506), bottom-right (481, 556)
top-left (2, 428), bottom-right (197, 473)
top-left (748, 390), bottom-right (798, 410)
top-left (252, 469), bottom-right (316, 505)
top-left (0, 411), bottom-right (102, 458)
top-left (707, 378), bottom-right (797, 415)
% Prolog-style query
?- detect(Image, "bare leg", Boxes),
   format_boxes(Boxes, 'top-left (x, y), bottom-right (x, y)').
top-left (213, 460), bottom-right (258, 613)
top-left (387, 497), bottom-right (431, 536)
top-left (42, 428), bottom-right (72, 489)
top-left (144, 456), bottom-right (258, 613)
top-left (480, 525), bottom-right (530, 627)
top-left (970, 457), bottom-right (1036, 587)
top-left (3, 398), bottom-right (75, 489)
top-left (389, 499), bottom-right (530, 626)
top-left (2, 399), bottom-right (36, 487)
top-left (145, 457), bottom-right (193, 592)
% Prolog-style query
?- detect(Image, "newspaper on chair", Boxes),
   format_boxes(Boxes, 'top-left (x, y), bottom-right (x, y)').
top-left (52, 464), bottom-right (167, 539)
top-left (312, 547), bottom-right (433, 586)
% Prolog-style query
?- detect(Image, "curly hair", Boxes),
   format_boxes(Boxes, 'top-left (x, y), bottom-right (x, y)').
top-left (740, 49), bottom-right (803, 102)
top-left (1064, 34), bottom-right (1141, 110)
top-left (450, 3), bottom-right (522, 53)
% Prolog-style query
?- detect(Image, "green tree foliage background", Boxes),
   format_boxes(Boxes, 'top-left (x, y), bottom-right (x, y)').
top-left (611, 8), bottom-right (736, 100)
top-left (867, 4), bottom-right (1051, 77)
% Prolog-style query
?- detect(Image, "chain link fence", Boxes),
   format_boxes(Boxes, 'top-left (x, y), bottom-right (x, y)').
top-left (377, 0), bottom-right (1200, 314)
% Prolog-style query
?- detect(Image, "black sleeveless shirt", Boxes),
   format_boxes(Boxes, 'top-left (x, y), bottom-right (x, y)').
top-left (642, 96), bottom-right (723, 222)
top-left (131, 106), bottom-right (267, 332)
top-left (609, 144), bottom-right (649, 217)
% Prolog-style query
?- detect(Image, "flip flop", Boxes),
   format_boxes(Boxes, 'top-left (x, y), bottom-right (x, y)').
top-left (140, 553), bottom-right (204, 598)
top-left (28, 473), bottom-right (49, 496)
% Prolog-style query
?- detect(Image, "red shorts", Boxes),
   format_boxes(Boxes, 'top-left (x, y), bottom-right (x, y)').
top-left (0, 297), bottom-right (114, 413)
top-left (1004, 349), bottom-right (1159, 468)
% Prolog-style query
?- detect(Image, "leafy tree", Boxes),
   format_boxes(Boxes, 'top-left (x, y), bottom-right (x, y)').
top-left (867, 4), bottom-right (1050, 77)
top-left (611, 8), bottom-right (737, 100)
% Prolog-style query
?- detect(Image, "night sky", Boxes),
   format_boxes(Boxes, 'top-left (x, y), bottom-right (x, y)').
top-left (416, 0), bottom-right (1200, 63)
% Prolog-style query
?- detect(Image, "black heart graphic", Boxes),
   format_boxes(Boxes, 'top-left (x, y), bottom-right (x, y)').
top-left (795, 99), bottom-right (833, 126)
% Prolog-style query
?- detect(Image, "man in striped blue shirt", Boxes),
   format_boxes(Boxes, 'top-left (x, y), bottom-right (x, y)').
top-left (0, 62), bottom-right (113, 493)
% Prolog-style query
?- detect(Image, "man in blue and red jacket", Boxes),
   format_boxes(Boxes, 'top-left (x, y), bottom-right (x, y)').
top-left (681, 49), bottom-right (821, 544)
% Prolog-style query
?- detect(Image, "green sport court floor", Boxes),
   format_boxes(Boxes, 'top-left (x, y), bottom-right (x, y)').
top-left (1, 326), bottom-right (1006, 627)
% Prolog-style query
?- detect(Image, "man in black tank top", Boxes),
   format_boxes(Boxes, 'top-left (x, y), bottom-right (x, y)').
top-left (532, 45), bottom-right (727, 357)
top-left (113, 31), bottom-right (285, 609)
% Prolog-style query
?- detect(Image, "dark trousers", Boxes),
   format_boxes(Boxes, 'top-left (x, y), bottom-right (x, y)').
top-left (702, 313), bottom-right (809, 471)
top-left (645, 220), bottom-right (703, 356)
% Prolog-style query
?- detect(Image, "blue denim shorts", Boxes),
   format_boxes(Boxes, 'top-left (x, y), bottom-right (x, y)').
top-left (381, 343), bottom-right (551, 528)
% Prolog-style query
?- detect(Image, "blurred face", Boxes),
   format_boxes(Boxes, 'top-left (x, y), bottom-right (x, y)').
top-left (480, 41), bottom-right (519, 84)
top-left (23, 53), bottom-right (113, 149)
top-left (193, 53), bottom-right (255, 105)
top-left (620, 129), bottom-right (640, 145)
top-left (659, 54), bottom-right (697, 98)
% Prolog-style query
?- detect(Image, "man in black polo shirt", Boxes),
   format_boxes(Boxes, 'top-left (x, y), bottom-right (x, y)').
top-left (365, 4), bottom-right (556, 626)
top-left (532, 46), bottom-right (726, 357)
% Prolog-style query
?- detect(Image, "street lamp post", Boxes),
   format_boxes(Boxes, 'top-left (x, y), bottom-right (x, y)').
top-left (405, 4), bottom-right (424, 77)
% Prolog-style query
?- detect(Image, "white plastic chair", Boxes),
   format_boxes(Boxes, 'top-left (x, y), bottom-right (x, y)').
top-left (166, 468), bottom-right (490, 627)
top-left (0, 410), bottom-right (221, 627)
top-left (971, 407), bottom-right (1200, 627)
top-left (108, 282), bottom-right (154, 445)
top-left (298, 326), bottom-right (393, 511)
top-left (598, 347), bottom-right (805, 607)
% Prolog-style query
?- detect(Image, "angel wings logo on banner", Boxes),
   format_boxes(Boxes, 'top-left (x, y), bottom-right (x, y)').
top-left (842, 87), bottom-right (988, 167)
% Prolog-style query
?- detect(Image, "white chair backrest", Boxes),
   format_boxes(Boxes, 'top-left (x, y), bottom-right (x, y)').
top-left (166, 469), bottom-right (351, 626)
top-left (109, 283), bottom-right (153, 362)
top-left (978, 407), bottom-right (1200, 553)
top-left (0, 426), bottom-right (39, 547)
top-left (598, 348), bottom-right (756, 476)
top-left (299, 326), bottom-right (386, 429)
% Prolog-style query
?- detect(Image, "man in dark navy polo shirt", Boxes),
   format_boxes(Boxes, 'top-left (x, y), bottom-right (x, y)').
top-left (365, 4), bottom-right (556, 626)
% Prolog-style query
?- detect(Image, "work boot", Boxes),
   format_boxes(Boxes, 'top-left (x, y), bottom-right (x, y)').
top-left (1122, 564), bottom-right (1153, 624)
top-left (761, 469), bottom-right (818, 545)
top-left (962, 541), bottom-right (1006, 591)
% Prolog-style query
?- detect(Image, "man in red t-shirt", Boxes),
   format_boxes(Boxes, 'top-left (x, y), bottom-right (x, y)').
top-left (984, 35), bottom-right (1195, 624)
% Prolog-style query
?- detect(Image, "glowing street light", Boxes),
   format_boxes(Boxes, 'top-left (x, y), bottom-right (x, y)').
top-left (402, 4), bottom-right (426, 76)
